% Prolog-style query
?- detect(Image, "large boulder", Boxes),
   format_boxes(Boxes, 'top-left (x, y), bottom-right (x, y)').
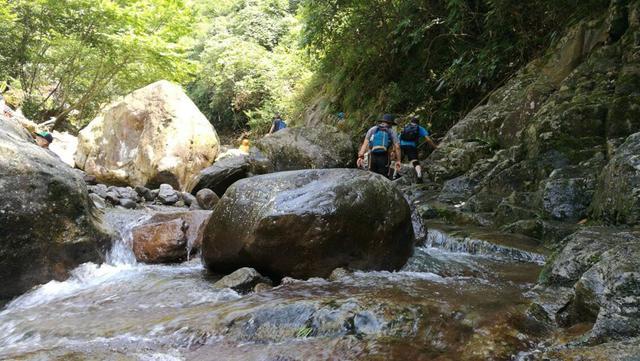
top-left (202, 169), bottom-right (414, 279)
top-left (131, 210), bottom-right (212, 263)
top-left (0, 115), bottom-right (111, 300)
top-left (187, 155), bottom-right (261, 196)
top-left (255, 124), bottom-right (356, 172)
top-left (75, 80), bottom-right (220, 191)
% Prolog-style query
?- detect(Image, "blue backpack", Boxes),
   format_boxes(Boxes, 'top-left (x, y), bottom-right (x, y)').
top-left (369, 125), bottom-right (392, 154)
top-left (274, 119), bottom-right (287, 131)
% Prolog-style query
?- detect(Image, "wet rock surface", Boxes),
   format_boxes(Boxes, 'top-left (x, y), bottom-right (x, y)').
top-left (255, 124), bottom-right (356, 171)
top-left (532, 227), bottom-right (640, 344)
top-left (202, 169), bottom-right (414, 279)
top-left (213, 267), bottom-right (272, 293)
top-left (0, 115), bottom-right (111, 301)
top-left (131, 210), bottom-right (212, 263)
top-left (0, 229), bottom-right (544, 361)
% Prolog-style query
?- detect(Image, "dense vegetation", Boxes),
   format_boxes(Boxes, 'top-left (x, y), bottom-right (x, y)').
top-left (0, 0), bottom-right (610, 135)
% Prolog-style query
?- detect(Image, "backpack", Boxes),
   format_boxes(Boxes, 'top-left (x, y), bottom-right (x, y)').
top-left (274, 119), bottom-right (287, 131)
top-left (400, 123), bottom-right (420, 142)
top-left (369, 125), bottom-right (392, 154)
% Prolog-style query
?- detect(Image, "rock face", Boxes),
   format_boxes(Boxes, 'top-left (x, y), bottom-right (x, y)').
top-left (536, 228), bottom-right (640, 343)
top-left (131, 210), bottom-right (212, 263)
top-left (591, 132), bottom-right (640, 226)
top-left (420, 0), bottom-right (640, 237)
top-left (255, 124), bottom-right (356, 172)
top-left (75, 80), bottom-right (220, 191)
top-left (202, 169), bottom-right (414, 279)
top-left (0, 115), bottom-right (111, 300)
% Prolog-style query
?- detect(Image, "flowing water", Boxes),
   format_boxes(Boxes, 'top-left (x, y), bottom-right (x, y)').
top-left (0, 211), bottom-right (547, 361)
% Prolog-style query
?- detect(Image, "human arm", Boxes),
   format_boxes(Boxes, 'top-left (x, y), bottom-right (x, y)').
top-left (424, 136), bottom-right (438, 149)
top-left (268, 121), bottom-right (275, 134)
top-left (393, 143), bottom-right (401, 170)
top-left (357, 138), bottom-right (369, 168)
top-left (419, 126), bottom-right (438, 149)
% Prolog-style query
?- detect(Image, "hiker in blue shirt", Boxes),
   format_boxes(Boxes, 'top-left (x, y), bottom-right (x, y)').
top-left (269, 113), bottom-right (287, 134)
top-left (357, 114), bottom-right (401, 178)
top-left (399, 116), bottom-right (437, 183)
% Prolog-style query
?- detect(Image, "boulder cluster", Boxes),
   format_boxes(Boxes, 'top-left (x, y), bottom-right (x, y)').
top-left (87, 183), bottom-right (219, 211)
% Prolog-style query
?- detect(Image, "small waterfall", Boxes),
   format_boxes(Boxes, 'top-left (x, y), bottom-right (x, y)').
top-left (104, 210), bottom-right (152, 266)
top-left (426, 229), bottom-right (546, 264)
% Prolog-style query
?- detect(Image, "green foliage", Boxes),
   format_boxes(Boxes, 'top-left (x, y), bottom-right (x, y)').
top-left (0, 0), bottom-right (194, 127)
top-left (188, 0), bottom-right (311, 133)
top-left (299, 0), bottom-right (610, 134)
top-left (296, 326), bottom-right (313, 338)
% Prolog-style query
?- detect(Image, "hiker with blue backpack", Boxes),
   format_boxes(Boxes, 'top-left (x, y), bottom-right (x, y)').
top-left (269, 113), bottom-right (287, 134)
top-left (399, 116), bottom-right (437, 183)
top-left (357, 114), bottom-right (401, 177)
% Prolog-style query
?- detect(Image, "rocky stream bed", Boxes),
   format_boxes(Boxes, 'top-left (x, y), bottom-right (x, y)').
top-left (0, 207), bottom-right (548, 361)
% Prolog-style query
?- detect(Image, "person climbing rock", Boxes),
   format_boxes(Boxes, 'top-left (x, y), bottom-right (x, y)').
top-left (34, 131), bottom-right (54, 149)
top-left (357, 114), bottom-right (401, 178)
top-left (399, 116), bottom-right (437, 183)
top-left (239, 138), bottom-right (251, 153)
top-left (268, 113), bottom-right (287, 134)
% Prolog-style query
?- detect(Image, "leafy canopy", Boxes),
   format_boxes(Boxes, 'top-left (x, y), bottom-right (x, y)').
top-left (0, 0), bottom-right (194, 128)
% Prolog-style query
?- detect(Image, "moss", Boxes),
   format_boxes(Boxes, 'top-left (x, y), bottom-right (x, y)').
top-left (537, 250), bottom-right (560, 285)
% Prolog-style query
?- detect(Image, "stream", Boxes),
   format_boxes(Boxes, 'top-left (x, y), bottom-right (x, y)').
top-left (0, 210), bottom-right (547, 360)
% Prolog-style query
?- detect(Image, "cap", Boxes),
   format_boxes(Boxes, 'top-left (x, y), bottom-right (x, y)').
top-left (35, 131), bottom-right (53, 143)
top-left (378, 114), bottom-right (396, 125)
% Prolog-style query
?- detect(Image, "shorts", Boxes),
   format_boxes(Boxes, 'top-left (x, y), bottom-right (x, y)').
top-left (401, 145), bottom-right (419, 164)
top-left (369, 152), bottom-right (389, 177)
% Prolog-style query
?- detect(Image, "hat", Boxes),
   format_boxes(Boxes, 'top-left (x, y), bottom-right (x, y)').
top-left (378, 114), bottom-right (396, 125)
top-left (35, 131), bottom-right (53, 144)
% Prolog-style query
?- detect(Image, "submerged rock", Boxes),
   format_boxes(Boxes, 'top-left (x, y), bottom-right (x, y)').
top-left (213, 267), bottom-right (272, 293)
top-left (202, 169), bottom-right (414, 279)
top-left (131, 210), bottom-right (212, 263)
top-left (255, 124), bottom-right (356, 171)
top-left (75, 80), bottom-right (220, 191)
top-left (0, 115), bottom-right (111, 300)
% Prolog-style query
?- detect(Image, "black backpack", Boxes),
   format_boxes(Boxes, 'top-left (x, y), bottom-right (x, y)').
top-left (400, 123), bottom-right (419, 142)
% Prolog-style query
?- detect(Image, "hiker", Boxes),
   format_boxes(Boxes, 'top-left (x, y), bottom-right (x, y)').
top-left (268, 113), bottom-right (287, 134)
top-left (239, 138), bottom-right (250, 153)
top-left (357, 114), bottom-right (401, 178)
top-left (399, 116), bottom-right (437, 183)
top-left (34, 131), bottom-right (54, 149)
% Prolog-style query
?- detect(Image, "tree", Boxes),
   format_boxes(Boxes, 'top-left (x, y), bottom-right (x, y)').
top-left (0, 0), bottom-right (194, 129)
top-left (188, 0), bottom-right (311, 133)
